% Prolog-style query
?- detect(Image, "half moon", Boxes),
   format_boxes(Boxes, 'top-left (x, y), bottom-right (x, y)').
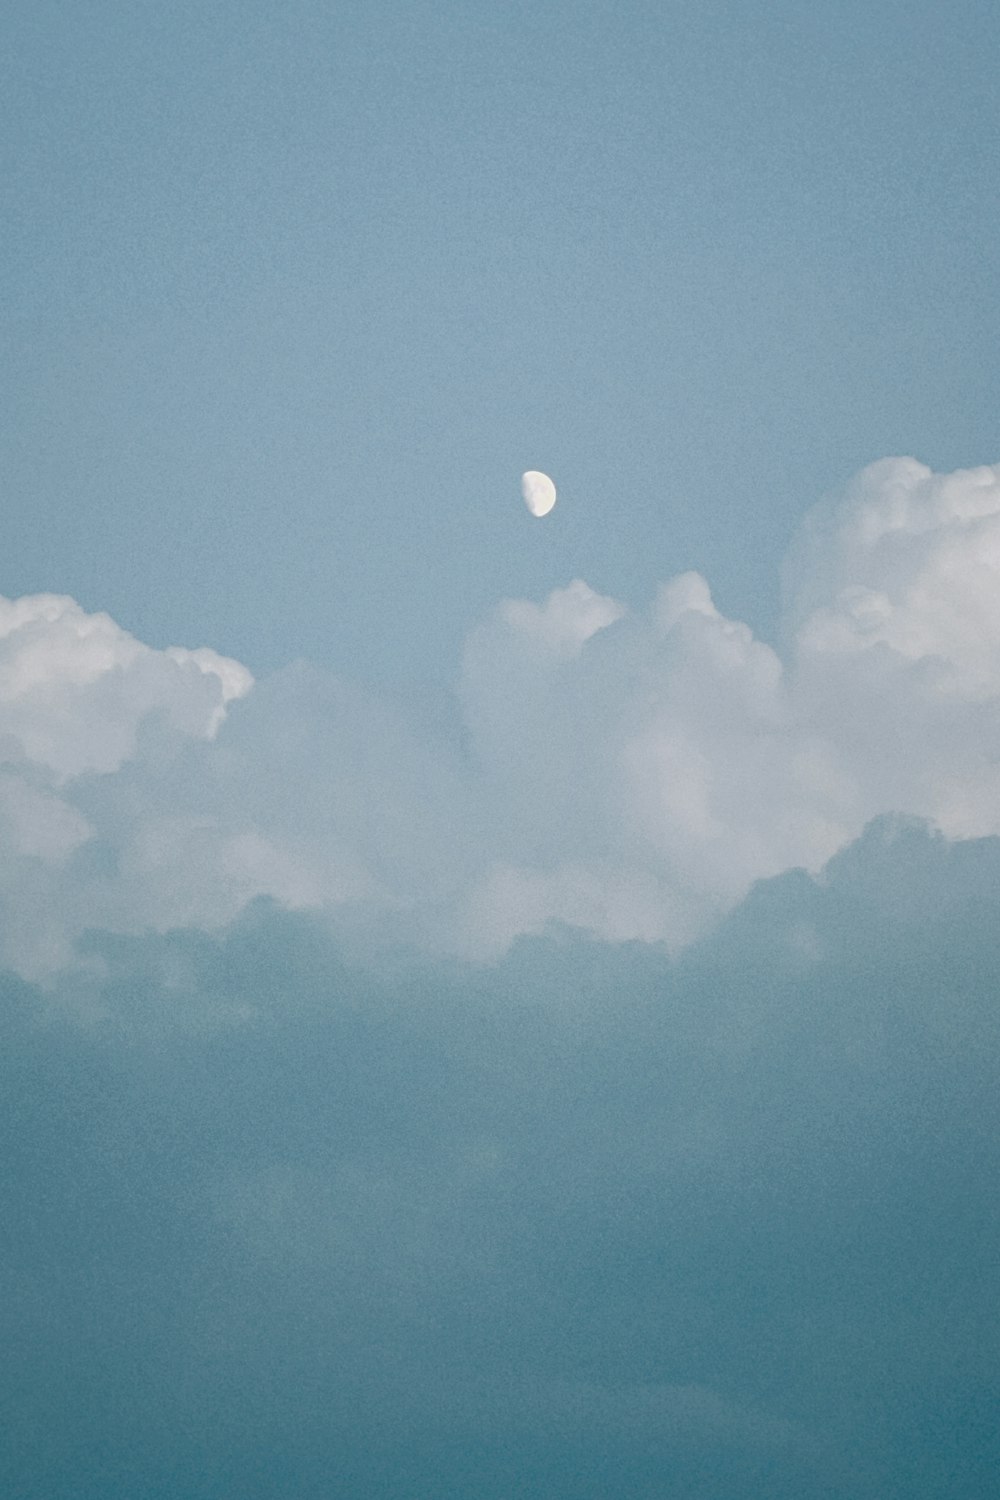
top-left (521, 470), bottom-right (557, 518)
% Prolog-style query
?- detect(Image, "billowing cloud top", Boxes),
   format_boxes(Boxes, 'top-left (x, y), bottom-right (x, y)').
top-left (6, 460), bottom-right (1000, 1499)
top-left (0, 592), bottom-right (252, 778)
top-left (3, 457), bottom-right (1000, 976)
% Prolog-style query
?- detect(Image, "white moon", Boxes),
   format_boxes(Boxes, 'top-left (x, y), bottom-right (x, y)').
top-left (521, 470), bottom-right (557, 518)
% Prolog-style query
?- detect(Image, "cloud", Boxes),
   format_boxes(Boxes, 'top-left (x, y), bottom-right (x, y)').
top-left (783, 457), bottom-right (1000, 687)
top-left (0, 594), bottom-right (253, 972)
top-left (455, 457), bottom-right (1000, 949)
top-left (4, 459), bottom-right (997, 1494)
top-left (784, 457), bottom-right (1000, 840)
top-left (3, 457), bottom-right (1000, 975)
top-left (2, 818), bottom-right (998, 1497)
top-left (0, 592), bottom-right (252, 777)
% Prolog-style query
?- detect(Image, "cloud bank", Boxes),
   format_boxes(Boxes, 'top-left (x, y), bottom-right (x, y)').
top-left (3, 817), bottom-right (999, 1498)
top-left (5, 457), bottom-right (1000, 1497)
top-left (3, 456), bottom-right (1000, 976)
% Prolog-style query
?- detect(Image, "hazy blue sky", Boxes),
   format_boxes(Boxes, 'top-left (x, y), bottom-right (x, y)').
top-left (4, 4), bottom-right (1000, 1496)
top-left (4, 0), bottom-right (998, 691)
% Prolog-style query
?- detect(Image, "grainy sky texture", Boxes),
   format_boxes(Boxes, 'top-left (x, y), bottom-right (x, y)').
top-left (3, 3), bottom-right (1000, 1496)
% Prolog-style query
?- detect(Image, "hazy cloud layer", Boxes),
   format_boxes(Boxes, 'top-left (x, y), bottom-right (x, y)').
top-left (4, 465), bottom-right (1000, 1493)
top-left (3, 457), bottom-right (1000, 974)
top-left (3, 817), bottom-right (998, 1497)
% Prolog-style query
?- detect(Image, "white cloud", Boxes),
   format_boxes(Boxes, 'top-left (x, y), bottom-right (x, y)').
top-left (3, 457), bottom-right (1000, 975)
top-left (0, 593), bottom-right (252, 777)
top-left (784, 456), bottom-right (1000, 691)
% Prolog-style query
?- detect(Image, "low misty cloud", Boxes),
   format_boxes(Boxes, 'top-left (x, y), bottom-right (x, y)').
top-left (2, 818), bottom-right (998, 1497)
top-left (2, 457), bottom-right (1000, 975)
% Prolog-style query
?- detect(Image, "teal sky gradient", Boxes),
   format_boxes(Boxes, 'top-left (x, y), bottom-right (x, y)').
top-left (4, 0), bottom-right (998, 696)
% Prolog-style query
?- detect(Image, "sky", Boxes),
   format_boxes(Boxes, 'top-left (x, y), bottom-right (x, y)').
top-left (4, 0), bottom-right (1000, 688)
top-left (3, 2), bottom-right (1000, 1496)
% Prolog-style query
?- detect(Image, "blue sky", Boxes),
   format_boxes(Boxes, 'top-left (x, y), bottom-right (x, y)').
top-left (3, 4), bottom-right (1000, 1496)
top-left (4, 0), bottom-right (999, 692)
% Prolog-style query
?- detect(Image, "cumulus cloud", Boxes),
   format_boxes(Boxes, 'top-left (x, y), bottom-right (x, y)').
top-left (3, 457), bottom-right (1000, 974)
top-left (0, 594), bottom-right (252, 971)
top-left (459, 457), bottom-right (1000, 946)
top-left (0, 592), bottom-right (251, 777)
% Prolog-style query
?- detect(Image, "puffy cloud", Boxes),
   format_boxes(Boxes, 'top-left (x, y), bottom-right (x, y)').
top-left (4, 457), bottom-right (1000, 974)
top-left (0, 595), bottom-right (252, 971)
top-left (456, 457), bottom-right (1000, 946)
top-left (4, 460), bottom-right (998, 1494)
top-left (0, 592), bottom-right (251, 777)
top-left (784, 458), bottom-right (1000, 841)
top-left (783, 456), bottom-right (1000, 687)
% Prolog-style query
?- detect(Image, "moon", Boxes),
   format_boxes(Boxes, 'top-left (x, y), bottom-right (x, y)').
top-left (521, 470), bottom-right (557, 518)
